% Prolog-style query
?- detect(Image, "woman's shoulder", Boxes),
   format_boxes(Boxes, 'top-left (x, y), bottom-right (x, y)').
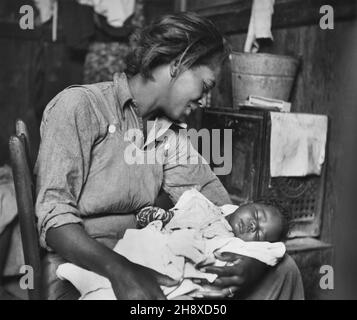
top-left (43, 86), bottom-right (93, 117)
top-left (39, 86), bottom-right (104, 139)
top-left (42, 82), bottom-right (114, 125)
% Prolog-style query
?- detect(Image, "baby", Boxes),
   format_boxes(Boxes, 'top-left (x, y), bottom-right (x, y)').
top-left (56, 189), bottom-right (289, 299)
top-left (137, 195), bottom-right (290, 243)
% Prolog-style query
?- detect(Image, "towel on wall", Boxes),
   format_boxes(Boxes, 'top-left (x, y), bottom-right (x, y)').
top-left (270, 112), bottom-right (328, 177)
top-left (244, 0), bottom-right (275, 53)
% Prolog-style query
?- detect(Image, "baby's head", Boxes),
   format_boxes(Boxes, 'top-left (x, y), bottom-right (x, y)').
top-left (227, 198), bottom-right (290, 242)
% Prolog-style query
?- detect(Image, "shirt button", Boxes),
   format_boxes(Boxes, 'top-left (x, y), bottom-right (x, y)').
top-left (108, 124), bottom-right (116, 133)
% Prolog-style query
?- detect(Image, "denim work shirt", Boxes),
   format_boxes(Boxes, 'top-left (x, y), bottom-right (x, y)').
top-left (35, 73), bottom-right (231, 250)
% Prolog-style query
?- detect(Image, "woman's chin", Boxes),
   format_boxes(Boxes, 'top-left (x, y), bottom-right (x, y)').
top-left (178, 115), bottom-right (188, 123)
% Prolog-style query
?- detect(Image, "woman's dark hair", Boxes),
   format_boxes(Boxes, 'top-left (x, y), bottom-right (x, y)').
top-left (126, 12), bottom-right (230, 79)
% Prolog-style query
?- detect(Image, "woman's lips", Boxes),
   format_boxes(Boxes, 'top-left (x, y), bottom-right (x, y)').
top-left (185, 106), bottom-right (192, 116)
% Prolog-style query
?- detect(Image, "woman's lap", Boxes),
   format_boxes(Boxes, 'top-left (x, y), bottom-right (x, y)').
top-left (42, 213), bottom-right (137, 300)
top-left (239, 254), bottom-right (304, 300)
top-left (42, 252), bottom-right (304, 300)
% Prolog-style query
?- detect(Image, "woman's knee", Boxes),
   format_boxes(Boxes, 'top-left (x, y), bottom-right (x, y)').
top-left (277, 254), bottom-right (304, 298)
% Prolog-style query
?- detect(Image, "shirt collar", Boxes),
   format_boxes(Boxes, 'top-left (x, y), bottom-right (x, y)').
top-left (113, 72), bottom-right (134, 109)
top-left (113, 72), bottom-right (187, 130)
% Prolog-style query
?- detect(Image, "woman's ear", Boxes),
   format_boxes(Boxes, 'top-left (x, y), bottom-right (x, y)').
top-left (170, 59), bottom-right (180, 78)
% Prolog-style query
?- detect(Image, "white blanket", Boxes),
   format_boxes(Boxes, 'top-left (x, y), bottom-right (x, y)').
top-left (56, 189), bottom-right (286, 299)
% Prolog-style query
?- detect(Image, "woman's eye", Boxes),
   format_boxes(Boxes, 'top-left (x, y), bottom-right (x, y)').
top-left (202, 81), bottom-right (211, 93)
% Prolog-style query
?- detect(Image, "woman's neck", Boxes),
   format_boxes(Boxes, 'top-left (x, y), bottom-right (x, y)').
top-left (128, 73), bottom-right (161, 121)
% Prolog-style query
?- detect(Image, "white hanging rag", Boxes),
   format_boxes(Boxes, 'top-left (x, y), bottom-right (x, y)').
top-left (34, 0), bottom-right (56, 24)
top-left (77, 0), bottom-right (135, 27)
top-left (33, 0), bottom-right (58, 41)
top-left (270, 112), bottom-right (328, 177)
top-left (244, 0), bottom-right (275, 53)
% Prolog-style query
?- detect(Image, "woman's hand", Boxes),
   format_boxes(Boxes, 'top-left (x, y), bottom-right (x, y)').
top-left (200, 252), bottom-right (268, 299)
top-left (108, 257), bottom-right (179, 300)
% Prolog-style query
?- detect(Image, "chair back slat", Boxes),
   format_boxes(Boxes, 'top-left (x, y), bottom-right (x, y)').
top-left (16, 119), bottom-right (33, 170)
top-left (9, 131), bottom-right (42, 300)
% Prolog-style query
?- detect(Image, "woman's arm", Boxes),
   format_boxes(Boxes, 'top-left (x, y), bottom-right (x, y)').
top-left (36, 89), bottom-right (175, 299)
top-left (162, 129), bottom-right (232, 206)
top-left (47, 224), bottom-right (176, 299)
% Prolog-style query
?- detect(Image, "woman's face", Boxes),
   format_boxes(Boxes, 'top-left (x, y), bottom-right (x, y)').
top-left (161, 65), bottom-right (217, 121)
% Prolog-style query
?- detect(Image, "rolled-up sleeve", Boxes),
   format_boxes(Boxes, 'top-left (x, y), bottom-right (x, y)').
top-left (162, 129), bottom-right (232, 206)
top-left (35, 88), bottom-right (100, 250)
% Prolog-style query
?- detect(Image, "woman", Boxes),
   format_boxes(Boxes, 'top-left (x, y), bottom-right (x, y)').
top-left (35, 12), bottom-right (304, 300)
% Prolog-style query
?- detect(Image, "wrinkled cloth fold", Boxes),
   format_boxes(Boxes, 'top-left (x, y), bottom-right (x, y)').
top-left (56, 190), bottom-right (285, 299)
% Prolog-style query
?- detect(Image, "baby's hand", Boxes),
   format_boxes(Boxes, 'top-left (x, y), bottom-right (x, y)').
top-left (136, 206), bottom-right (174, 228)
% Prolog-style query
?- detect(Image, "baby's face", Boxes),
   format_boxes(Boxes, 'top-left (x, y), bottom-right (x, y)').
top-left (227, 203), bottom-right (283, 242)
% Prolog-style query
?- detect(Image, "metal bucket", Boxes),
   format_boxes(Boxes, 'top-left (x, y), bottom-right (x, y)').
top-left (230, 52), bottom-right (299, 107)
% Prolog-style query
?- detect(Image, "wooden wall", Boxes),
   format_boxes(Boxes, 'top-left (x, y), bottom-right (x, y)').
top-left (183, 0), bottom-right (357, 298)
top-left (0, 0), bottom-right (87, 164)
top-left (0, 0), bottom-right (175, 164)
top-left (224, 21), bottom-right (356, 244)
top-left (185, 0), bottom-right (357, 246)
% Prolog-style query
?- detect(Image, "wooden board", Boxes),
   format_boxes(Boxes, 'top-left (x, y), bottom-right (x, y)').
top-left (184, 0), bottom-right (357, 34)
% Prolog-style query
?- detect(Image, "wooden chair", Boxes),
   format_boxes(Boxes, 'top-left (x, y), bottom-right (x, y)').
top-left (9, 119), bottom-right (42, 300)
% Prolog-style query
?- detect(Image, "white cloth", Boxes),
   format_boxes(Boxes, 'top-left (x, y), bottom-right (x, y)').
top-left (33, 0), bottom-right (58, 41)
top-left (34, 0), bottom-right (56, 24)
top-left (270, 112), bottom-right (328, 177)
top-left (56, 189), bottom-right (286, 300)
top-left (244, 0), bottom-right (275, 53)
top-left (77, 0), bottom-right (135, 27)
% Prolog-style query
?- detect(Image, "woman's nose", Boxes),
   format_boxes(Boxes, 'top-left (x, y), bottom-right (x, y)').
top-left (198, 96), bottom-right (207, 108)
